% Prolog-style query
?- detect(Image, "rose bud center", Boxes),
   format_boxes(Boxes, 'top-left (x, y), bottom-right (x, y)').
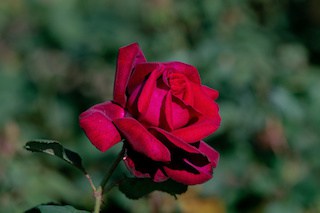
top-left (167, 72), bottom-right (187, 96)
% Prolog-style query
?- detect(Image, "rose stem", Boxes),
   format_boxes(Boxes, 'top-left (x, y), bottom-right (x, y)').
top-left (85, 173), bottom-right (97, 193)
top-left (93, 146), bottom-right (125, 213)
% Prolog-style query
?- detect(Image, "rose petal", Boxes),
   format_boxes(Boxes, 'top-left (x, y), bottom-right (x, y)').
top-left (172, 117), bottom-right (221, 143)
top-left (113, 43), bottom-right (146, 107)
top-left (123, 153), bottom-right (151, 179)
top-left (171, 97), bottom-right (191, 129)
top-left (137, 68), bottom-right (164, 114)
top-left (198, 141), bottom-right (220, 167)
top-left (163, 62), bottom-right (201, 84)
top-left (202, 85), bottom-right (219, 100)
top-left (79, 104), bottom-right (123, 152)
top-left (81, 101), bottom-right (125, 120)
top-left (165, 71), bottom-right (194, 106)
top-left (190, 83), bottom-right (220, 117)
top-left (123, 150), bottom-right (168, 182)
top-left (163, 92), bottom-right (173, 130)
top-left (164, 161), bottom-right (213, 185)
top-left (123, 147), bottom-right (169, 181)
top-left (138, 83), bottom-right (168, 127)
top-left (153, 169), bottom-right (169, 182)
top-left (182, 79), bottom-right (194, 104)
top-left (127, 63), bottom-right (161, 95)
top-left (155, 128), bottom-right (214, 185)
top-left (126, 84), bottom-right (142, 116)
top-left (113, 117), bottom-right (171, 162)
top-left (151, 127), bottom-right (201, 154)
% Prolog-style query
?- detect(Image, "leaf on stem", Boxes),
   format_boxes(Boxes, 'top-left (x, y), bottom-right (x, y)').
top-left (118, 178), bottom-right (188, 199)
top-left (24, 204), bottom-right (90, 213)
top-left (24, 140), bottom-right (87, 174)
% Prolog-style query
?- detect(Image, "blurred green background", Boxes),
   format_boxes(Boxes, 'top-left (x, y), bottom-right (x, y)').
top-left (1, 0), bottom-right (320, 212)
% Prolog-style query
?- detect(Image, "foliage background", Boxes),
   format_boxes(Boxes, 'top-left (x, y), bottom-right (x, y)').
top-left (1, 0), bottom-right (320, 212)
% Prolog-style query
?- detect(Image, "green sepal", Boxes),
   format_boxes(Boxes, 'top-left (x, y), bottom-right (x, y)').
top-left (118, 177), bottom-right (188, 199)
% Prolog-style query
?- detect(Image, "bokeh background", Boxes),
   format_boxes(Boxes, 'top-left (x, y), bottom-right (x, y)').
top-left (1, 0), bottom-right (320, 212)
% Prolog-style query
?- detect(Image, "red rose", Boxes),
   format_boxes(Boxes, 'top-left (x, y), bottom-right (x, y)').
top-left (79, 43), bottom-right (221, 185)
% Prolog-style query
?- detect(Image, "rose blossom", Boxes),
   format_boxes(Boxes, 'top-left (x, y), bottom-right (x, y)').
top-left (79, 43), bottom-right (221, 185)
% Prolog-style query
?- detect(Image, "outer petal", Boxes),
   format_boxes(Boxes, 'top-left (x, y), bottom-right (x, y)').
top-left (81, 101), bottom-right (125, 120)
top-left (113, 117), bottom-right (171, 162)
top-left (172, 117), bottom-right (221, 143)
top-left (79, 101), bottom-right (124, 152)
top-left (123, 154), bottom-right (151, 179)
top-left (198, 141), bottom-right (220, 167)
top-left (151, 127), bottom-right (202, 154)
top-left (189, 82), bottom-right (220, 117)
top-left (153, 169), bottom-right (169, 182)
top-left (150, 128), bottom-right (214, 184)
top-left (202, 85), bottom-right (219, 100)
top-left (164, 161), bottom-right (213, 185)
top-left (113, 43), bottom-right (146, 107)
top-left (123, 147), bottom-right (169, 182)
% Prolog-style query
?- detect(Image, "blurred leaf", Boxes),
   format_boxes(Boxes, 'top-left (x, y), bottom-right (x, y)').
top-left (118, 178), bottom-right (188, 200)
top-left (24, 140), bottom-right (87, 174)
top-left (25, 204), bottom-right (89, 213)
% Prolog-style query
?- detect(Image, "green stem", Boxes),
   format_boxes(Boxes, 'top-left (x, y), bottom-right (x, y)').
top-left (93, 146), bottom-right (125, 213)
top-left (99, 146), bottom-right (125, 190)
top-left (85, 173), bottom-right (97, 193)
top-left (93, 187), bottom-right (102, 213)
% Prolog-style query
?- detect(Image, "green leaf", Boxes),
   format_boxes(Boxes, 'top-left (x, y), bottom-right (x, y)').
top-left (24, 140), bottom-right (87, 174)
top-left (25, 204), bottom-right (90, 213)
top-left (118, 178), bottom-right (188, 199)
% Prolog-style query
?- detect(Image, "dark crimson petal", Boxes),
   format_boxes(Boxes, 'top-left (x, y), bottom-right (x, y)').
top-left (79, 101), bottom-right (125, 152)
top-left (123, 153), bottom-right (151, 179)
top-left (164, 160), bottom-right (213, 185)
top-left (137, 68), bottom-right (164, 114)
top-left (126, 84), bottom-right (142, 116)
top-left (123, 147), bottom-right (169, 182)
top-left (198, 141), bottom-right (220, 167)
top-left (171, 97), bottom-right (192, 129)
top-left (202, 85), bottom-right (219, 100)
top-left (153, 128), bottom-right (214, 184)
top-left (167, 72), bottom-right (186, 96)
top-left (113, 117), bottom-right (171, 162)
top-left (127, 63), bottom-right (161, 95)
top-left (165, 71), bottom-right (194, 106)
top-left (189, 82), bottom-right (220, 117)
top-left (153, 168), bottom-right (169, 182)
top-left (113, 43), bottom-right (146, 107)
top-left (163, 62), bottom-right (201, 84)
top-left (138, 80), bottom-right (168, 127)
top-left (172, 117), bottom-right (221, 143)
top-left (181, 79), bottom-right (194, 104)
top-left (163, 92), bottom-right (174, 130)
top-left (151, 127), bottom-right (202, 154)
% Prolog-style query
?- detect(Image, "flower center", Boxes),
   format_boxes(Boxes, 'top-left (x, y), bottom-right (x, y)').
top-left (167, 72), bottom-right (186, 96)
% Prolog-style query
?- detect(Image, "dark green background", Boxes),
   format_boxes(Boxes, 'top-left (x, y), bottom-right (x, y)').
top-left (1, 0), bottom-right (320, 212)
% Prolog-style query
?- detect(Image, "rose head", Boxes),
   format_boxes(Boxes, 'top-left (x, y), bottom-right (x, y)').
top-left (80, 43), bottom-right (221, 185)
